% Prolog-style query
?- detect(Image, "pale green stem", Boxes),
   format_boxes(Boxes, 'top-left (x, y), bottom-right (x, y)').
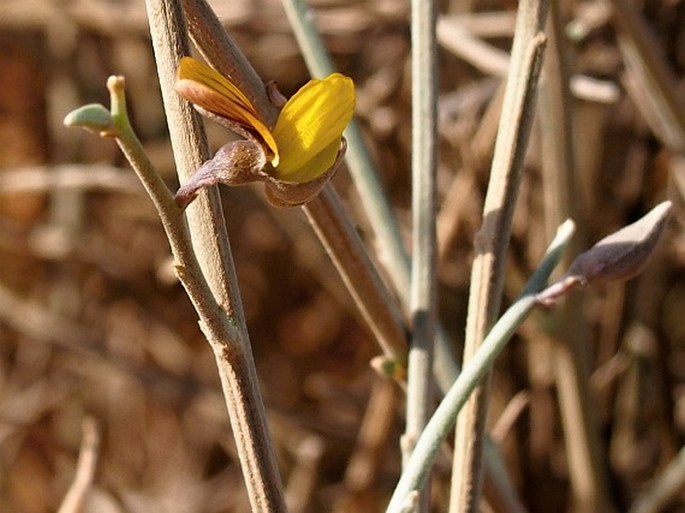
top-left (386, 220), bottom-right (575, 513)
top-left (107, 78), bottom-right (236, 343)
top-left (403, 0), bottom-right (438, 510)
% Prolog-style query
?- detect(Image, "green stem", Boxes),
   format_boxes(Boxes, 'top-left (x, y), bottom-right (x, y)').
top-left (386, 220), bottom-right (575, 513)
top-left (107, 77), bottom-right (236, 343)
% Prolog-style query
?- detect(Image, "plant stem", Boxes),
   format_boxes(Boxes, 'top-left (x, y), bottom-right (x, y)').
top-left (385, 220), bottom-right (575, 513)
top-left (450, 0), bottom-right (549, 509)
top-left (538, 3), bottom-right (614, 511)
top-left (182, 0), bottom-right (278, 128)
top-left (610, 0), bottom-right (685, 151)
top-left (403, 0), bottom-right (437, 510)
top-left (279, 1), bottom-right (525, 510)
top-left (109, 77), bottom-right (236, 343)
top-left (303, 187), bottom-right (408, 365)
top-left (144, 1), bottom-right (286, 511)
top-left (629, 444), bottom-right (685, 513)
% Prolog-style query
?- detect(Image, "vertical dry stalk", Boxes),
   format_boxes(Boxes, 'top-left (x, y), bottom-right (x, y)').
top-left (450, 0), bottom-right (549, 510)
top-left (403, 0), bottom-right (438, 509)
top-left (609, 0), bottom-right (685, 152)
top-left (538, 2), bottom-right (614, 512)
top-left (343, 377), bottom-right (399, 495)
top-left (144, 1), bottom-right (286, 511)
top-left (57, 417), bottom-right (100, 513)
top-left (303, 188), bottom-right (408, 363)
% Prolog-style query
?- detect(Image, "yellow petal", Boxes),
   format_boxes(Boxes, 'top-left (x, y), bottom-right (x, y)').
top-left (272, 73), bottom-right (355, 180)
top-left (175, 57), bottom-right (279, 163)
top-left (276, 138), bottom-right (341, 182)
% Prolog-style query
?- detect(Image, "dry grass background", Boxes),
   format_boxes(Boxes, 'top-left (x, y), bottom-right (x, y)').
top-left (1, 0), bottom-right (685, 512)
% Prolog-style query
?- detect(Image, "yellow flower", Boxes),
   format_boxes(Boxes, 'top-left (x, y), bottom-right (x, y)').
top-left (175, 57), bottom-right (355, 183)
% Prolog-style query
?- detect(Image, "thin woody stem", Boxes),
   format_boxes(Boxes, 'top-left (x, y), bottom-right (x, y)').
top-left (403, 0), bottom-right (438, 511)
top-left (450, 0), bottom-right (549, 507)
top-left (143, 1), bottom-right (287, 511)
top-left (304, 187), bottom-right (408, 365)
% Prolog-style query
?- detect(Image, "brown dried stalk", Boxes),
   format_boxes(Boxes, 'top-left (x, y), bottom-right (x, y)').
top-left (143, 1), bottom-right (286, 511)
top-left (450, 0), bottom-right (549, 509)
top-left (537, 2), bottom-right (614, 510)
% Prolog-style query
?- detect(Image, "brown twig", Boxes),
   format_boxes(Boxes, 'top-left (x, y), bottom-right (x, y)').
top-left (143, 1), bottom-right (286, 511)
top-left (57, 417), bottom-right (100, 513)
top-left (449, 0), bottom-right (549, 509)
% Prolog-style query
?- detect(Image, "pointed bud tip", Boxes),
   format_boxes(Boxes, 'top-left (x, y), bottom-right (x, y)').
top-left (567, 200), bottom-right (672, 285)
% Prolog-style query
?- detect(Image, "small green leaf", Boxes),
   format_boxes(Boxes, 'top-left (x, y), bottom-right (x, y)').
top-left (64, 104), bottom-right (115, 135)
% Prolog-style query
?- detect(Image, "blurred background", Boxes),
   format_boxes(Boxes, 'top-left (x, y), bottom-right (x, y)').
top-left (1, 0), bottom-right (685, 512)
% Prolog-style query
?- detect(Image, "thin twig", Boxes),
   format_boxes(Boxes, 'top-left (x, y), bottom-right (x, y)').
top-left (143, 1), bottom-right (286, 511)
top-left (450, 0), bottom-right (549, 508)
top-left (0, 165), bottom-right (142, 196)
top-left (403, 0), bottom-right (437, 510)
top-left (437, 15), bottom-right (619, 105)
top-left (538, 3), bottom-right (614, 511)
top-left (57, 417), bottom-right (100, 513)
top-left (303, 188), bottom-right (407, 363)
top-left (630, 445), bottom-right (685, 513)
top-left (284, 436), bottom-right (324, 513)
top-left (609, 0), bottom-right (685, 151)
top-left (344, 378), bottom-right (399, 493)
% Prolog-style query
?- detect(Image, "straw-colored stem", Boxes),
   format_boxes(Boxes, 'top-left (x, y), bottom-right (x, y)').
top-left (303, 187), bottom-right (408, 365)
top-left (144, 1), bottom-right (286, 511)
top-left (343, 378), bottom-right (399, 492)
top-left (57, 418), bottom-right (100, 513)
top-left (437, 15), bottom-right (619, 104)
top-left (629, 440), bottom-right (685, 511)
top-left (403, 0), bottom-right (437, 509)
top-left (450, 0), bottom-right (549, 510)
top-left (538, 3), bottom-right (614, 511)
top-left (609, 0), bottom-right (685, 151)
